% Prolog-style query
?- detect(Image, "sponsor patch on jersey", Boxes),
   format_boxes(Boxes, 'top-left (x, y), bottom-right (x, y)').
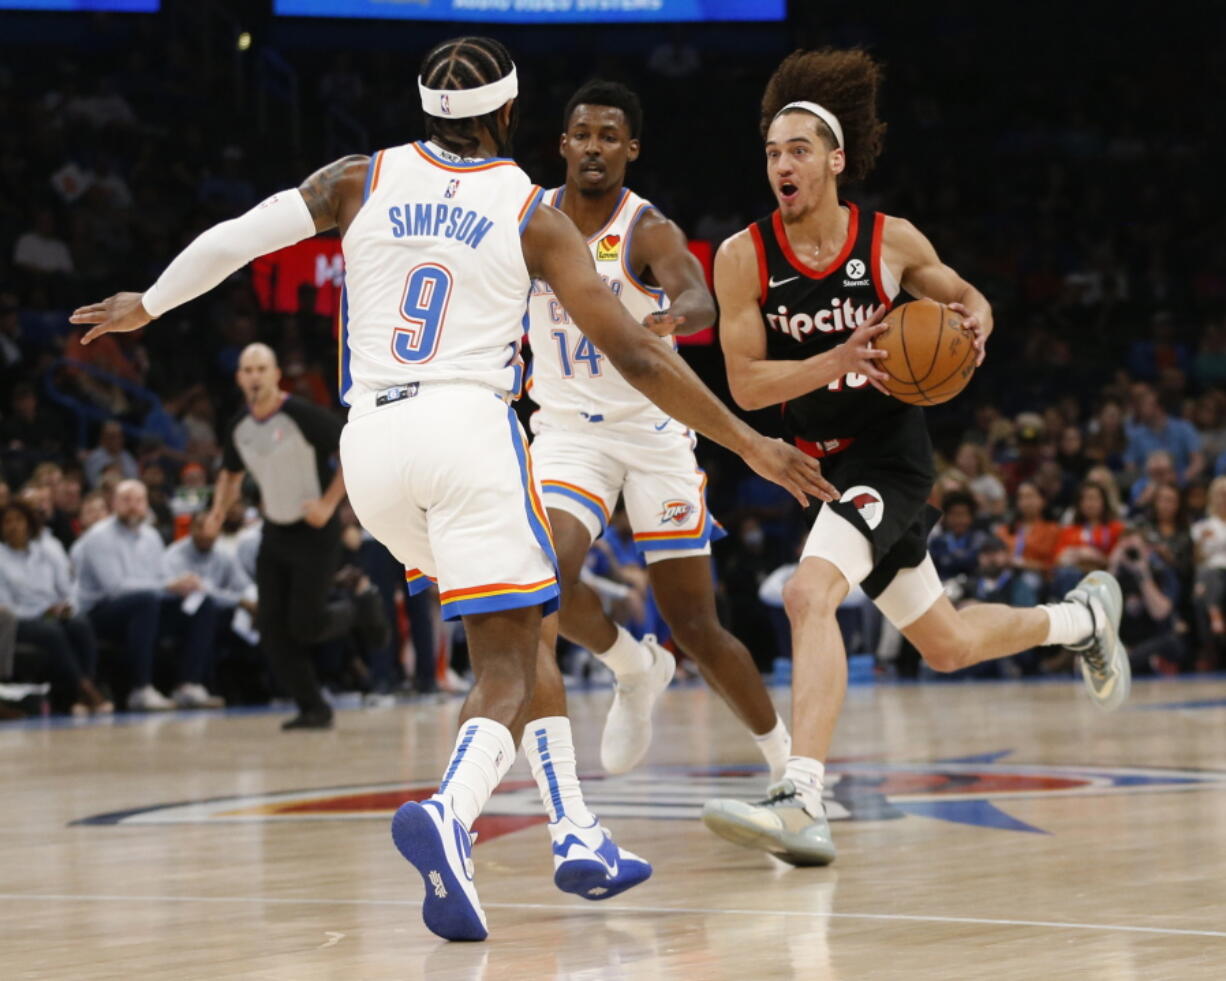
top-left (658, 500), bottom-right (694, 525)
top-left (843, 257), bottom-right (870, 287)
top-left (596, 234), bottom-right (621, 262)
top-left (842, 484), bottom-right (884, 529)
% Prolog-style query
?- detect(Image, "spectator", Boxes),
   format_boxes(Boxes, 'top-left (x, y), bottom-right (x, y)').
top-left (1192, 476), bottom-right (1226, 640)
top-left (1055, 480), bottom-right (1124, 573)
top-left (1129, 449), bottom-right (1179, 511)
top-left (0, 500), bottom-right (109, 714)
top-left (73, 479), bottom-right (223, 711)
top-left (929, 491), bottom-right (991, 583)
top-left (1084, 398), bottom-right (1128, 472)
top-left (1056, 425), bottom-right (1091, 481)
top-left (2, 383), bottom-right (68, 467)
top-left (165, 511), bottom-right (254, 612)
top-left (996, 481), bottom-right (1062, 576)
top-left (12, 208), bottom-right (74, 275)
top-left (951, 442), bottom-right (1007, 519)
top-left (1124, 384), bottom-right (1203, 483)
top-left (47, 470), bottom-right (83, 548)
top-left (83, 420), bottom-right (139, 488)
top-left (1108, 526), bottom-right (1183, 674)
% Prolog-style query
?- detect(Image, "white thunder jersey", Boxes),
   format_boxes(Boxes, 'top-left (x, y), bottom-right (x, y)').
top-left (339, 140), bottom-right (544, 405)
top-left (527, 186), bottom-right (671, 423)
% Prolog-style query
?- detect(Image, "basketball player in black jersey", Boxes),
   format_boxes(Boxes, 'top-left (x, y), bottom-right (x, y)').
top-left (701, 49), bottom-right (1131, 866)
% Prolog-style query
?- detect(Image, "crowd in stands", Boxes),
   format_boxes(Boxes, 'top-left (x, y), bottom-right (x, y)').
top-left (0, 6), bottom-right (1222, 712)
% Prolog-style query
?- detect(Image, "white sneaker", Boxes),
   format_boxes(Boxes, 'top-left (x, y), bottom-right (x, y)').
top-left (1065, 571), bottom-right (1131, 712)
top-left (127, 685), bottom-right (175, 712)
top-left (173, 683), bottom-right (225, 709)
top-left (391, 795), bottom-right (488, 941)
top-left (600, 635), bottom-right (676, 774)
top-left (550, 815), bottom-right (652, 900)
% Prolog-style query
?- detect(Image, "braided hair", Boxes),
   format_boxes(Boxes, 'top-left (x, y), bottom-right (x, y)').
top-left (760, 48), bottom-right (887, 185)
top-left (419, 36), bottom-right (518, 157)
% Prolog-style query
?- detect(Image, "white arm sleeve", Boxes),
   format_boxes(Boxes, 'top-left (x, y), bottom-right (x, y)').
top-left (141, 189), bottom-right (318, 318)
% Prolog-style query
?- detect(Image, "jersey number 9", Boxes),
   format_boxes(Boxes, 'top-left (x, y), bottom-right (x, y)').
top-left (393, 263), bottom-right (452, 364)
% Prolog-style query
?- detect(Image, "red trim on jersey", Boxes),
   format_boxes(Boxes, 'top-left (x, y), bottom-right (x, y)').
top-left (771, 202), bottom-right (860, 280)
top-left (794, 436), bottom-right (855, 458)
top-left (870, 211), bottom-right (892, 308)
top-left (747, 222), bottom-right (769, 304)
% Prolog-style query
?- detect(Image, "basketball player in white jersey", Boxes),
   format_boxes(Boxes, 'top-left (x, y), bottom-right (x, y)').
top-left (69, 37), bottom-right (837, 943)
top-left (525, 80), bottom-right (792, 781)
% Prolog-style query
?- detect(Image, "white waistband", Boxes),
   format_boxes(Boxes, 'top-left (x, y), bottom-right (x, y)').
top-left (347, 379), bottom-right (509, 419)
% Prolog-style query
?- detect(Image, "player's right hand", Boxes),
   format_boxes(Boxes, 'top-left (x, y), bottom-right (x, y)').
top-left (742, 435), bottom-right (838, 507)
top-left (836, 306), bottom-right (891, 394)
top-left (69, 291), bottom-right (153, 343)
top-left (202, 509), bottom-right (225, 539)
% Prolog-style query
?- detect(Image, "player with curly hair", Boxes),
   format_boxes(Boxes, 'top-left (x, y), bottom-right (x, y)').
top-left (701, 48), bottom-right (1131, 867)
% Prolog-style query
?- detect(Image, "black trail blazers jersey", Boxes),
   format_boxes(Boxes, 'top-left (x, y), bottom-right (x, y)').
top-left (748, 201), bottom-right (923, 445)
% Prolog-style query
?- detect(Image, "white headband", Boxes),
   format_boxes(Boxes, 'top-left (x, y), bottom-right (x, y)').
top-left (418, 66), bottom-right (519, 120)
top-left (775, 100), bottom-right (844, 150)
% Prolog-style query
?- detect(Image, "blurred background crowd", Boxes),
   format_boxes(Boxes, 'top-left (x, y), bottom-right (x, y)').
top-left (1, 1), bottom-right (1223, 715)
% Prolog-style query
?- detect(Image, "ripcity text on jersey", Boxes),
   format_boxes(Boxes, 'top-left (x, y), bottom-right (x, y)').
top-left (749, 201), bottom-right (913, 444)
top-left (527, 186), bottom-right (674, 424)
top-left (338, 140), bottom-right (545, 405)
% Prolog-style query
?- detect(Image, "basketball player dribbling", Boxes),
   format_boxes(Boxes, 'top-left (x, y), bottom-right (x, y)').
top-left (69, 37), bottom-right (838, 942)
top-left (524, 80), bottom-right (792, 783)
top-left (701, 49), bottom-right (1131, 867)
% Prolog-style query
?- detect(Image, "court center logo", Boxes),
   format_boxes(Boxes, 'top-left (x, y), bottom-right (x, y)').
top-left (658, 500), bottom-right (694, 525)
top-left (842, 484), bottom-right (884, 530)
top-left (73, 752), bottom-right (1226, 840)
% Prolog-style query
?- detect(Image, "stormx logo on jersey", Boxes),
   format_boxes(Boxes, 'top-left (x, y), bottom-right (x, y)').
top-left (843, 257), bottom-right (870, 287)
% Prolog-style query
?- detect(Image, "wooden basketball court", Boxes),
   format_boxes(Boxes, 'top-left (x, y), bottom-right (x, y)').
top-left (6, 677), bottom-right (1226, 979)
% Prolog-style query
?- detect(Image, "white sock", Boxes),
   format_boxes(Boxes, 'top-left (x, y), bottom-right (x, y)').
top-left (594, 625), bottom-right (651, 677)
top-left (753, 714), bottom-right (792, 783)
top-left (522, 716), bottom-right (596, 827)
top-left (1041, 601), bottom-right (1094, 647)
top-left (783, 755), bottom-right (825, 815)
top-left (435, 717), bottom-right (515, 830)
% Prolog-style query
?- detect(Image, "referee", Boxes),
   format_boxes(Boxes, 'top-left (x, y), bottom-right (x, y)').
top-left (206, 343), bottom-right (359, 730)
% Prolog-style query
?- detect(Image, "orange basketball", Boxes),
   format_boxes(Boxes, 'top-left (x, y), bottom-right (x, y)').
top-left (873, 298), bottom-right (976, 406)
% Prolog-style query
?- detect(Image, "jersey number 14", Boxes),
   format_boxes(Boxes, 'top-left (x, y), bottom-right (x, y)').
top-left (550, 329), bottom-right (604, 378)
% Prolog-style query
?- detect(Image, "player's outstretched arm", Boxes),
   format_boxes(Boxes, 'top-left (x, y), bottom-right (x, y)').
top-left (630, 210), bottom-right (716, 337)
top-left (70, 156), bottom-right (369, 343)
top-left (885, 216), bottom-right (994, 366)
top-left (717, 230), bottom-right (890, 408)
top-left (523, 204), bottom-right (837, 506)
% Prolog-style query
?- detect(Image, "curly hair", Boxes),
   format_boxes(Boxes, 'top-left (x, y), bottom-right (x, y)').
top-left (419, 36), bottom-right (518, 157)
top-left (760, 48), bottom-right (887, 185)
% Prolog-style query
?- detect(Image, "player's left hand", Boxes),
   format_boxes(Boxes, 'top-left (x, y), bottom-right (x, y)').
top-left (303, 498), bottom-right (336, 528)
top-left (643, 309), bottom-right (686, 337)
top-left (949, 302), bottom-right (990, 366)
top-left (742, 435), bottom-right (839, 506)
top-left (70, 292), bottom-right (154, 343)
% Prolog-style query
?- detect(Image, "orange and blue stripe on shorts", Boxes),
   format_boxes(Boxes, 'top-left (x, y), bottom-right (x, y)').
top-left (404, 567), bottom-right (437, 596)
top-left (540, 479), bottom-right (611, 535)
top-left (632, 470), bottom-right (728, 554)
top-left (433, 409), bottom-right (560, 621)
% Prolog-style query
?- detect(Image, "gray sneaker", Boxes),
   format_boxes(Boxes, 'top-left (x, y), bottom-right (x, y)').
top-left (701, 779), bottom-right (836, 867)
top-left (1065, 571), bottom-right (1131, 712)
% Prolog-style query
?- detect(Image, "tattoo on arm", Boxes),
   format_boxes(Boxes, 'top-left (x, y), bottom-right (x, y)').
top-left (298, 155), bottom-right (368, 234)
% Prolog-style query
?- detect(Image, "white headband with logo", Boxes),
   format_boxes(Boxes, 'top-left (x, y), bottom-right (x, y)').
top-left (775, 100), bottom-right (844, 150)
top-left (418, 66), bottom-right (519, 119)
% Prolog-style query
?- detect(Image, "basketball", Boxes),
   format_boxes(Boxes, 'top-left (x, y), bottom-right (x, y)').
top-left (873, 298), bottom-right (977, 405)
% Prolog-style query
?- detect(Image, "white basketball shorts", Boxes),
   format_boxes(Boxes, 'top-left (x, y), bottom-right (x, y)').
top-left (529, 410), bottom-right (724, 565)
top-left (341, 382), bottom-right (558, 621)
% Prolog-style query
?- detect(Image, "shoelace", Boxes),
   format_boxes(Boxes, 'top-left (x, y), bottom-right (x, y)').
top-left (1076, 598), bottom-right (1107, 673)
top-left (757, 787), bottom-right (799, 808)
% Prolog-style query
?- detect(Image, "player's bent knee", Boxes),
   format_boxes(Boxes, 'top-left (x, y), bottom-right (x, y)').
top-left (917, 633), bottom-right (975, 673)
top-left (782, 561), bottom-right (847, 624)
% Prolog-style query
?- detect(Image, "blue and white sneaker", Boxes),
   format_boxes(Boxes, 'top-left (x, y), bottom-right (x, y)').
top-left (391, 797), bottom-right (488, 942)
top-left (551, 816), bottom-right (652, 900)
